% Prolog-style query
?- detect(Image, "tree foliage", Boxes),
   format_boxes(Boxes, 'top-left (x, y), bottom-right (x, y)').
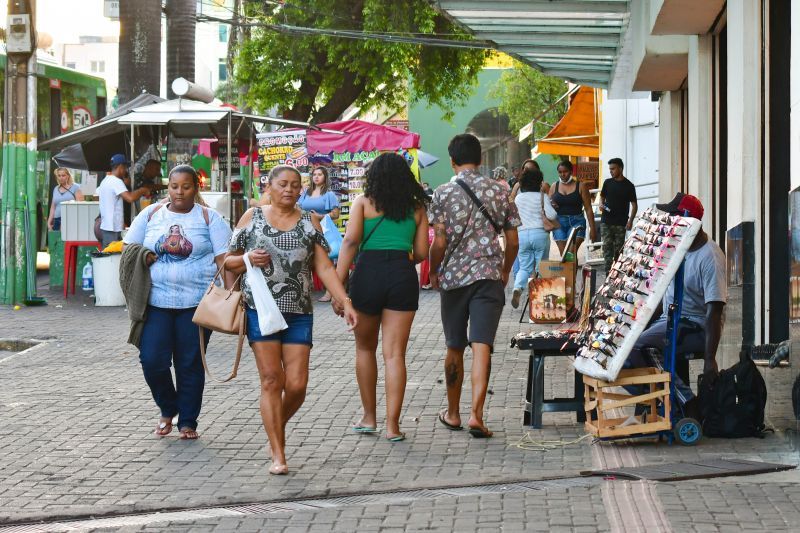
top-left (232, 0), bottom-right (487, 123)
top-left (488, 62), bottom-right (567, 140)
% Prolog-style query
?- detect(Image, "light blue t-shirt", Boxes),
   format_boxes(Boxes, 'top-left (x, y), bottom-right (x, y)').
top-left (124, 204), bottom-right (232, 309)
top-left (663, 240), bottom-right (727, 323)
top-left (298, 190), bottom-right (339, 215)
top-left (52, 184), bottom-right (80, 218)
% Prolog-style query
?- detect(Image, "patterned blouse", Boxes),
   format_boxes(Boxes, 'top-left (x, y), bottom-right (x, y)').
top-left (428, 169), bottom-right (521, 291)
top-left (229, 208), bottom-right (330, 314)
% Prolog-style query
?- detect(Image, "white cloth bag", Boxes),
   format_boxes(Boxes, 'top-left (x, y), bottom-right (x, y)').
top-left (243, 252), bottom-right (288, 335)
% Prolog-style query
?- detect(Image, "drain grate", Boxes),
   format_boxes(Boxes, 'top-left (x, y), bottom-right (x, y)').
top-left (582, 458), bottom-right (796, 482)
top-left (0, 477), bottom-right (599, 532)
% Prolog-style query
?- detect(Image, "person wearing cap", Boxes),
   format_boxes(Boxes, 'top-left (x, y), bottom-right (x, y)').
top-left (600, 158), bottom-right (638, 271)
top-left (134, 159), bottom-right (167, 211)
top-left (96, 154), bottom-right (156, 247)
top-left (626, 193), bottom-right (727, 417)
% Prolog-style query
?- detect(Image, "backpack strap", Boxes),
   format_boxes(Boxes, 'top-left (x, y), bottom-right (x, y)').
top-left (201, 205), bottom-right (209, 225)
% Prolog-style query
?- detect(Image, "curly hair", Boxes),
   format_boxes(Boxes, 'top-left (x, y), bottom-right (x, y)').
top-left (363, 153), bottom-right (428, 222)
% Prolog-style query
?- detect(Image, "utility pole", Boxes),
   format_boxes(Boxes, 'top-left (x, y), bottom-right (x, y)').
top-left (0, 0), bottom-right (36, 305)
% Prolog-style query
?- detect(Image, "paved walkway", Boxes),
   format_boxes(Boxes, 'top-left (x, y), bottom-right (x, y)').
top-left (0, 283), bottom-right (799, 531)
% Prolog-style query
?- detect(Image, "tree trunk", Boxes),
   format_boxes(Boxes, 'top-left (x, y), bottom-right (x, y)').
top-left (165, 0), bottom-right (196, 98)
top-left (118, 0), bottom-right (162, 104)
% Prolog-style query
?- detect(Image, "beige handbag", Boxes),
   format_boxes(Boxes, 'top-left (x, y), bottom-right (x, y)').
top-left (541, 192), bottom-right (561, 232)
top-left (192, 267), bottom-right (246, 383)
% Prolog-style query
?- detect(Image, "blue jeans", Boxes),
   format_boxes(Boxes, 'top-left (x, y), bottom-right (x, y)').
top-left (624, 316), bottom-right (705, 405)
top-left (139, 306), bottom-right (209, 430)
top-left (552, 214), bottom-right (586, 242)
top-left (513, 228), bottom-right (550, 290)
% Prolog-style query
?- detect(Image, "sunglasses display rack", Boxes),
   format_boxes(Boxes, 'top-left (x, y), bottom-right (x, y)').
top-left (573, 207), bottom-right (702, 381)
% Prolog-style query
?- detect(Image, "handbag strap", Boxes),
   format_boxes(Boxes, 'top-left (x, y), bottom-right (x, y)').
top-left (455, 178), bottom-right (502, 234)
top-left (198, 305), bottom-right (246, 383)
top-left (361, 215), bottom-right (385, 248)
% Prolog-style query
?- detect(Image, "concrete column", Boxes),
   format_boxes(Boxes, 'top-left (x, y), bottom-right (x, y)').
top-left (687, 35), bottom-right (713, 228)
top-left (727, 0), bottom-right (763, 346)
top-left (791, 0), bottom-right (800, 192)
top-left (657, 91), bottom-right (682, 201)
top-left (726, 0), bottom-right (761, 228)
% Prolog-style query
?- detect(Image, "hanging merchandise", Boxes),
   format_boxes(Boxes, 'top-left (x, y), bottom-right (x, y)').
top-left (256, 120), bottom-right (423, 234)
top-left (573, 207), bottom-right (702, 381)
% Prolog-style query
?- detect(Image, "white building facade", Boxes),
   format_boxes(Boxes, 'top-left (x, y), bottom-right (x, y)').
top-left (599, 93), bottom-right (660, 212)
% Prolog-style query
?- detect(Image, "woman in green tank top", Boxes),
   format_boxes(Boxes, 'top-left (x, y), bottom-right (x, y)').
top-left (334, 153), bottom-right (430, 442)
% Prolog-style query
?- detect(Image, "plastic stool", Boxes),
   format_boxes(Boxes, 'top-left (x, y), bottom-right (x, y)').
top-left (63, 240), bottom-right (101, 298)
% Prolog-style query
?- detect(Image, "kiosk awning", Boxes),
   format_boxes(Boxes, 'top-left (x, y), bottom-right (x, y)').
top-left (535, 86), bottom-right (599, 158)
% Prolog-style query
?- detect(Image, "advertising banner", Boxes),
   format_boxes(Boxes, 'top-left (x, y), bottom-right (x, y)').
top-left (256, 131), bottom-right (308, 185)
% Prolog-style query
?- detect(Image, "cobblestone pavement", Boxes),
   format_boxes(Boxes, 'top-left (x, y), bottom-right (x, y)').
top-left (1, 282), bottom-right (799, 531)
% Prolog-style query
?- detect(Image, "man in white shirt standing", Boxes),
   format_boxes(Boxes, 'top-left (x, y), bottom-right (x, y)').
top-left (97, 154), bottom-right (153, 247)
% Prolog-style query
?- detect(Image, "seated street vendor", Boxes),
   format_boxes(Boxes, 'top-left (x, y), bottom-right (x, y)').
top-left (625, 193), bottom-right (726, 416)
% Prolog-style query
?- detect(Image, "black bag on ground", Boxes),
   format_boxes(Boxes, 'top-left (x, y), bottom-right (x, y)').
top-left (698, 347), bottom-right (767, 438)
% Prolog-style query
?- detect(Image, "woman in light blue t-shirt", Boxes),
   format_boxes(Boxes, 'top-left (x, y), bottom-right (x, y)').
top-left (47, 167), bottom-right (84, 231)
top-left (124, 165), bottom-right (232, 440)
top-left (298, 166), bottom-right (340, 218)
top-left (298, 166), bottom-right (341, 301)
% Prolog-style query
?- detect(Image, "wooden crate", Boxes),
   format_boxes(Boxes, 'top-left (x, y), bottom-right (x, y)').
top-left (583, 368), bottom-right (672, 439)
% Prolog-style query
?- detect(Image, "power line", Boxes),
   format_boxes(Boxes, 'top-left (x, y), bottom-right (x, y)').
top-left (195, 13), bottom-right (493, 50)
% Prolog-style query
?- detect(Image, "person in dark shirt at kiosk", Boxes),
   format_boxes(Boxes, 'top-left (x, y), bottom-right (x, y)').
top-left (625, 193), bottom-right (726, 417)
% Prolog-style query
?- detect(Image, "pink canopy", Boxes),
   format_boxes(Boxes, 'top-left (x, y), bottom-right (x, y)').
top-left (307, 119), bottom-right (420, 153)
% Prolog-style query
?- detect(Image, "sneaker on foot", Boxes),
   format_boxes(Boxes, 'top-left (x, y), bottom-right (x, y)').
top-left (511, 289), bottom-right (521, 309)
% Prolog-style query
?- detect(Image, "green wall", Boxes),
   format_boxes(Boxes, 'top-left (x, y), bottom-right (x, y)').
top-left (409, 69), bottom-right (503, 187)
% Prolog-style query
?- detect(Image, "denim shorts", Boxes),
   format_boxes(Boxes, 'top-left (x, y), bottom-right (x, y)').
top-left (245, 307), bottom-right (313, 346)
top-left (552, 214), bottom-right (586, 241)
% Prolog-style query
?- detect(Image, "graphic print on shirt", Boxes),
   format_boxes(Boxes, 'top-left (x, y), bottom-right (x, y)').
top-left (155, 224), bottom-right (194, 262)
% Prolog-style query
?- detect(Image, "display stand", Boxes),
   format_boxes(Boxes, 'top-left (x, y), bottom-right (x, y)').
top-left (582, 246), bottom-right (703, 445)
top-left (574, 208), bottom-right (702, 381)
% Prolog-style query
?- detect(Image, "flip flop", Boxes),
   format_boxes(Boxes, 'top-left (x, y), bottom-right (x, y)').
top-left (386, 432), bottom-right (406, 442)
top-left (352, 425), bottom-right (378, 434)
top-left (154, 420), bottom-right (173, 437)
top-left (468, 426), bottom-right (493, 439)
top-left (438, 411), bottom-right (463, 431)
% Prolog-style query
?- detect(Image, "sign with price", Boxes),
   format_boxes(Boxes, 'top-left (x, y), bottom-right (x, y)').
top-left (72, 106), bottom-right (93, 130)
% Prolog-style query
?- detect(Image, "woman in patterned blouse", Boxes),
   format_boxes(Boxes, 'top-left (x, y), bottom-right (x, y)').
top-left (225, 165), bottom-right (357, 475)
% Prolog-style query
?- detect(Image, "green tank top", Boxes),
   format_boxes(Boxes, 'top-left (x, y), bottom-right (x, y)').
top-left (361, 215), bottom-right (416, 252)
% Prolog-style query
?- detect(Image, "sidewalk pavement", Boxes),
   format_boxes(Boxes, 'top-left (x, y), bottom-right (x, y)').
top-left (0, 283), bottom-right (799, 531)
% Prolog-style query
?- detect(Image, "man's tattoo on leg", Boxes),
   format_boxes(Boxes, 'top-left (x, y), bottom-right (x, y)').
top-left (446, 362), bottom-right (460, 386)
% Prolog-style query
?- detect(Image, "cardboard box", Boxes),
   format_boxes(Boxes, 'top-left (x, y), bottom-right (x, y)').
top-left (529, 277), bottom-right (568, 323)
top-left (539, 259), bottom-right (576, 309)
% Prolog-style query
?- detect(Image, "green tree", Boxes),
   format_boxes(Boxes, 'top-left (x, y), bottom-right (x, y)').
top-left (232, 0), bottom-right (486, 122)
top-left (488, 61), bottom-right (567, 140)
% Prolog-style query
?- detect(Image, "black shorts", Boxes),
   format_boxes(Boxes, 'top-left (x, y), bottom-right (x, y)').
top-left (440, 279), bottom-right (505, 350)
top-left (349, 250), bottom-right (419, 316)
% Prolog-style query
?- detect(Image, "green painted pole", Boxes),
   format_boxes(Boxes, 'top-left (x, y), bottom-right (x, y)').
top-left (0, 0), bottom-right (35, 305)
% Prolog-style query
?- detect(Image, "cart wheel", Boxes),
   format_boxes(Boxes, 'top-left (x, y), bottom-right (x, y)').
top-left (674, 418), bottom-right (702, 445)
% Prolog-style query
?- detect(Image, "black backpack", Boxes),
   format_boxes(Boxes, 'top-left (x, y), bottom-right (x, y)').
top-left (698, 347), bottom-right (767, 438)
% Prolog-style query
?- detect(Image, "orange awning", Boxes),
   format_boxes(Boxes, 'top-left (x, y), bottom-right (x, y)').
top-left (535, 86), bottom-right (599, 158)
